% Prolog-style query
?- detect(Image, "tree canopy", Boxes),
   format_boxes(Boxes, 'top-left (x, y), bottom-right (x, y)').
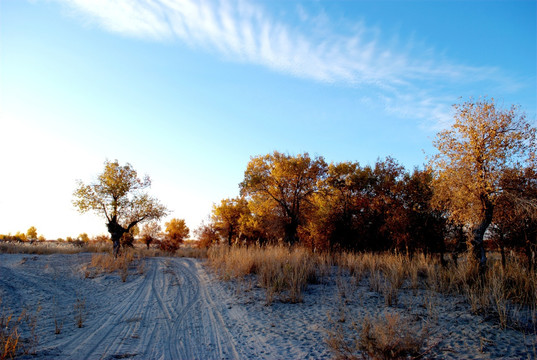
top-left (212, 197), bottom-right (250, 246)
top-left (240, 151), bottom-right (327, 244)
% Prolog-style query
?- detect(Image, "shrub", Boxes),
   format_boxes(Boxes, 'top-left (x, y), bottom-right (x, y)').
top-left (326, 311), bottom-right (428, 360)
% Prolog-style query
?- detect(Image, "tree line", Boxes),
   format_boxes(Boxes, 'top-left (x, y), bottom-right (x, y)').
top-left (200, 98), bottom-right (536, 272)
top-left (70, 97), bottom-right (536, 272)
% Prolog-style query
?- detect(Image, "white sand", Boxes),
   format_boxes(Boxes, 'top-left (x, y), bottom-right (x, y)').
top-left (0, 253), bottom-right (535, 359)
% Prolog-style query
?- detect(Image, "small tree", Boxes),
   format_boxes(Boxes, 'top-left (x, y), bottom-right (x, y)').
top-left (121, 225), bottom-right (139, 248)
top-left (73, 160), bottom-right (168, 257)
top-left (140, 221), bottom-right (161, 249)
top-left (195, 221), bottom-right (219, 248)
top-left (212, 197), bottom-right (250, 246)
top-left (27, 226), bottom-right (38, 242)
top-left (160, 218), bottom-right (189, 252)
top-left (430, 97), bottom-right (535, 273)
top-left (78, 233), bottom-right (90, 243)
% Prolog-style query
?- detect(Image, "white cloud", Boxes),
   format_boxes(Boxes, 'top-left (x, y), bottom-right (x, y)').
top-left (55, 0), bottom-right (505, 126)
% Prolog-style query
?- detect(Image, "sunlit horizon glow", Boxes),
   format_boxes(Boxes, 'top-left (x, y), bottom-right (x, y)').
top-left (1, 0), bottom-right (535, 239)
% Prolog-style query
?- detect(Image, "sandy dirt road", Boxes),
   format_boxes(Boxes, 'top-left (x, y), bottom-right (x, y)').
top-left (0, 254), bottom-right (276, 360)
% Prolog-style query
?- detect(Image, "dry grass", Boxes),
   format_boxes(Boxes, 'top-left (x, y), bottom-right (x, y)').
top-left (0, 300), bottom-right (40, 360)
top-left (338, 252), bottom-right (408, 306)
top-left (0, 241), bottom-right (111, 255)
top-left (325, 311), bottom-right (429, 360)
top-left (338, 250), bottom-right (537, 330)
top-left (359, 312), bottom-right (428, 360)
top-left (0, 240), bottom-right (208, 261)
top-left (0, 308), bottom-right (22, 360)
top-left (85, 250), bottom-right (139, 281)
top-left (176, 246), bottom-right (208, 258)
top-left (210, 245), bottom-right (536, 327)
top-left (208, 244), bottom-right (324, 304)
top-left (74, 294), bottom-right (86, 328)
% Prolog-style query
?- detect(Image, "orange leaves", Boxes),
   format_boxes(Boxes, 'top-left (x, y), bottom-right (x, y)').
top-left (430, 97), bottom-right (535, 225)
top-left (240, 151), bottom-right (327, 244)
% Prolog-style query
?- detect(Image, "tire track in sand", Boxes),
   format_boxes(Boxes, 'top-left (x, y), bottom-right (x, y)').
top-left (45, 257), bottom-right (267, 359)
top-left (62, 261), bottom-right (154, 360)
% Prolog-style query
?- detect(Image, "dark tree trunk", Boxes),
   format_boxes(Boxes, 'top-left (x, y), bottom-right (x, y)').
top-left (107, 217), bottom-right (127, 258)
top-left (439, 236), bottom-right (447, 268)
top-left (227, 226), bottom-right (233, 246)
top-left (452, 225), bottom-right (467, 267)
top-left (284, 219), bottom-right (299, 245)
top-left (499, 232), bottom-right (506, 270)
top-left (472, 202), bottom-right (494, 275)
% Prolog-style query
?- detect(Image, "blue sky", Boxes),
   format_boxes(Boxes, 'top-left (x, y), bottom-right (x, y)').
top-left (1, 0), bottom-right (535, 239)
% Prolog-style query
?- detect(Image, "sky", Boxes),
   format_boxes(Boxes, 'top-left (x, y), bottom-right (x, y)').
top-left (1, 0), bottom-right (536, 240)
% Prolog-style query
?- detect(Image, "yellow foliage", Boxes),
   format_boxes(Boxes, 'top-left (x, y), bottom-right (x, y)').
top-left (430, 97), bottom-right (535, 225)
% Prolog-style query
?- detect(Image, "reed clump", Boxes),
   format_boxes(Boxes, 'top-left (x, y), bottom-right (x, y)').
top-left (0, 300), bottom-right (40, 360)
top-left (208, 244), bottom-right (324, 304)
top-left (86, 250), bottom-right (140, 281)
top-left (325, 311), bottom-right (428, 360)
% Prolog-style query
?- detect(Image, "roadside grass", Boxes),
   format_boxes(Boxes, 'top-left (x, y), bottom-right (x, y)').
top-left (0, 240), bottom-right (208, 259)
top-left (340, 251), bottom-right (535, 308)
top-left (0, 299), bottom-right (40, 360)
top-left (326, 311), bottom-right (429, 360)
top-left (209, 245), bottom-right (536, 316)
top-left (0, 241), bottom-right (111, 255)
top-left (208, 245), bottom-right (536, 357)
top-left (208, 244), bottom-right (324, 304)
top-left (84, 250), bottom-right (140, 281)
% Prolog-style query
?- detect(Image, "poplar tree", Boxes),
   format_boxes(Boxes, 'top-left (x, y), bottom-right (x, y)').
top-left (430, 97), bottom-right (535, 273)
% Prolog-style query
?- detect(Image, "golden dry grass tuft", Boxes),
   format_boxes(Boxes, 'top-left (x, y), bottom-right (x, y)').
top-left (208, 244), bottom-right (324, 304)
top-left (358, 312), bottom-right (428, 360)
top-left (334, 250), bottom-right (537, 335)
top-left (0, 300), bottom-right (40, 360)
top-left (85, 250), bottom-right (138, 281)
top-left (0, 309), bottom-right (22, 360)
top-left (325, 311), bottom-right (429, 360)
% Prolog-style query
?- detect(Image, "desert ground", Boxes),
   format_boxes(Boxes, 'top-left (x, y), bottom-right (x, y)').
top-left (1, 252), bottom-right (535, 359)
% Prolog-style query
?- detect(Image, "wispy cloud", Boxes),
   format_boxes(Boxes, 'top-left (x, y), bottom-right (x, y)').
top-left (56, 0), bottom-right (505, 126)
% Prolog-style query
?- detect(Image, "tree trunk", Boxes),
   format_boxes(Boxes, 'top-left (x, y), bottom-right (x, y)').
top-left (499, 232), bottom-right (506, 270)
top-left (472, 202), bottom-right (494, 275)
top-left (439, 236), bottom-right (447, 268)
top-left (107, 218), bottom-right (126, 258)
top-left (284, 219), bottom-right (299, 245)
top-left (227, 227), bottom-right (233, 246)
top-left (452, 225), bottom-right (466, 267)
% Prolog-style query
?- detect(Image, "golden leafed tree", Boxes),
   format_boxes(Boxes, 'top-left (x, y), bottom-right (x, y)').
top-left (26, 226), bottom-right (38, 241)
top-left (140, 221), bottom-right (162, 249)
top-left (73, 160), bottom-right (168, 257)
top-left (240, 151), bottom-right (327, 244)
top-left (430, 97), bottom-right (536, 272)
top-left (194, 221), bottom-right (219, 249)
top-left (161, 218), bottom-right (189, 252)
top-left (211, 197), bottom-right (250, 246)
